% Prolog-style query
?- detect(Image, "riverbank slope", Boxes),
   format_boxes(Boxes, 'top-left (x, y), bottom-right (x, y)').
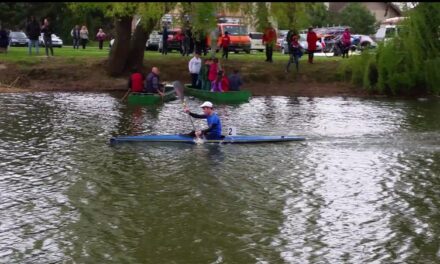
top-left (1, 47), bottom-right (369, 97)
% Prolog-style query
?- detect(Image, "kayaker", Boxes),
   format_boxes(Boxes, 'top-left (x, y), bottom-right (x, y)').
top-left (183, 101), bottom-right (223, 140)
top-left (128, 67), bottom-right (144, 93)
top-left (144, 67), bottom-right (164, 96)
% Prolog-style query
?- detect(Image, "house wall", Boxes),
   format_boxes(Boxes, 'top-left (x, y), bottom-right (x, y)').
top-left (328, 2), bottom-right (401, 22)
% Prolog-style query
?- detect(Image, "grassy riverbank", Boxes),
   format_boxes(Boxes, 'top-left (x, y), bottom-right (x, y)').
top-left (0, 46), bottom-right (369, 97)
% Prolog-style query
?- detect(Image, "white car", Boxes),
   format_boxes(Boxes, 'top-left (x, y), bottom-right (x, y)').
top-left (276, 30), bottom-right (289, 50)
top-left (375, 25), bottom-right (400, 42)
top-left (351, 34), bottom-right (377, 49)
top-left (146, 30), bottom-right (161, 50)
top-left (248, 32), bottom-right (264, 52)
top-left (39, 34), bottom-right (63, 47)
top-left (109, 37), bottom-right (150, 50)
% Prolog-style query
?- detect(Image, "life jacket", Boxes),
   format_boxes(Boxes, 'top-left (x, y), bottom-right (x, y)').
top-left (130, 73), bottom-right (143, 92)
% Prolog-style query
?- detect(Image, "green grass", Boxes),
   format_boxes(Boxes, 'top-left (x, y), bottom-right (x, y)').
top-left (1, 46), bottom-right (343, 64)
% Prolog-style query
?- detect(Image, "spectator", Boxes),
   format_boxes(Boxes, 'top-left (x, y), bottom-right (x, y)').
top-left (26, 16), bottom-right (41, 55)
top-left (198, 58), bottom-right (212, 91)
top-left (200, 31), bottom-right (207, 56)
top-left (286, 34), bottom-right (303, 73)
top-left (71, 25), bottom-right (80, 49)
top-left (96, 28), bottom-right (106, 50)
top-left (208, 57), bottom-right (219, 84)
top-left (0, 26), bottom-right (9, 53)
top-left (341, 28), bottom-right (351, 58)
top-left (188, 53), bottom-right (202, 88)
top-left (183, 26), bottom-right (191, 56)
top-left (161, 23), bottom-right (168, 55)
top-left (41, 18), bottom-right (54, 57)
top-left (306, 27), bottom-right (318, 64)
top-left (221, 69), bottom-right (229, 92)
top-left (211, 70), bottom-right (223, 92)
top-left (262, 23), bottom-right (277, 63)
top-left (80, 25), bottom-right (89, 49)
top-left (220, 31), bottom-right (231, 60)
top-left (228, 69), bottom-right (243, 91)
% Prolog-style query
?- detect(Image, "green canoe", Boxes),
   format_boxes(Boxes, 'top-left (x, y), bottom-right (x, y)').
top-left (128, 85), bottom-right (177, 105)
top-left (184, 84), bottom-right (251, 104)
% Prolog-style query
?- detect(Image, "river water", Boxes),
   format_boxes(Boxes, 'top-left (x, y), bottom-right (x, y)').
top-left (0, 93), bottom-right (439, 264)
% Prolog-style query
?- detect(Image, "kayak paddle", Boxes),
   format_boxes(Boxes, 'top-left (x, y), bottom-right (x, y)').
top-left (121, 88), bottom-right (130, 102)
top-left (173, 81), bottom-right (196, 131)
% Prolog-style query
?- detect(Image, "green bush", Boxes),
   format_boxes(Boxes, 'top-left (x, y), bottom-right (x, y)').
top-left (338, 3), bottom-right (440, 96)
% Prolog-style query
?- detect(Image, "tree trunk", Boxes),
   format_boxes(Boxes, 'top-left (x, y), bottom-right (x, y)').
top-left (127, 17), bottom-right (156, 72)
top-left (107, 16), bottom-right (132, 76)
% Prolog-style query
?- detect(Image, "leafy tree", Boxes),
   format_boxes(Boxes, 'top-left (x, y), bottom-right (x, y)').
top-left (271, 2), bottom-right (310, 31)
top-left (339, 2), bottom-right (440, 96)
top-left (339, 3), bottom-right (377, 34)
top-left (69, 3), bottom-right (173, 76)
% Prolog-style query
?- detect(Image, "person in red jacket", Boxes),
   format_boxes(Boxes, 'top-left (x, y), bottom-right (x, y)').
top-left (262, 23), bottom-right (277, 63)
top-left (220, 31), bottom-right (231, 60)
top-left (128, 67), bottom-right (144, 93)
top-left (221, 69), bottom-right (229, 92)
top-left (306, 27), bottom-right (318, 64)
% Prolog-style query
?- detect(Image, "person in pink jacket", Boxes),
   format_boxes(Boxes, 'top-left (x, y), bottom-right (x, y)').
top-left (341, 28), bottom-right (351, 58)
top-left (208, 58), bottom-right (219, 83)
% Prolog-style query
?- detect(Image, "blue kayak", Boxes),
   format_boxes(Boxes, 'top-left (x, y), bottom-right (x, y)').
top-left (110, 135), bottom-right (305, 144)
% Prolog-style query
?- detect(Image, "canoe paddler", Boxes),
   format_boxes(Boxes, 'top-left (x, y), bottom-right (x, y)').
top-left (144, 66), bottom-right (165, 96)
top-left (183, 101), bottom-right (223, 140)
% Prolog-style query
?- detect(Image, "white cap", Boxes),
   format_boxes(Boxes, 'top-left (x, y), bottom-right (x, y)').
top-left (200, 101), bottom-right (213, 108)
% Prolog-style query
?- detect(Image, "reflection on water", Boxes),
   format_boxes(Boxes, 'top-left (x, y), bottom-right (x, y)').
top-left (0, 92), bottom-right (439, 263)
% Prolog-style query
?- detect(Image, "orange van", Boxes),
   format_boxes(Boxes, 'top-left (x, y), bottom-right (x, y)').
top-left (207, 23), bottom-right (251, 54)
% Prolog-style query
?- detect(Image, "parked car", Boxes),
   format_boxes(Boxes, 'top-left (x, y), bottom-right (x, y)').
top-left (374, 24), bottom-right (405, 43)
top-left (280, 33), bottom-right (323, 54)
top-left (109, 38), bottom-right (149, 50)
top-left (351, 34), bottom-right (377, 50)
top-left (146, 30), bottom-right (161, 51)
top-left (276, 30), bottom-right (288, 51)
top-left (158, 28), bottom-right (182, 53)
top-left (9, 31), bottom-right (29, 47)
top-left (248, 32), bottom-right (264, 52)
top-left (39, 33), bottom-right (63, 48)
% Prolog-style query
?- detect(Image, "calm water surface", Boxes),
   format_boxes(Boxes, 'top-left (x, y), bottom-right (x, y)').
top-left (0, 93), bottom-right (439, 263)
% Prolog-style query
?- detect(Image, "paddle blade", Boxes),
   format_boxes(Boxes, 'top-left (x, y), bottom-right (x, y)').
top-left (173, 81), bottom-right (184, 101)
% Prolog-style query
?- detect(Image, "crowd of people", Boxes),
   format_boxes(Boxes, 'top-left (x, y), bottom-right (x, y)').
top-left (188, 53), bottom-right (243, 92)
top-left (127, 53), bottom-right (244, 95)
top-left (161, 22), bottom-right (210, 57)
top-left (0, 16), bottom-right (109, 56)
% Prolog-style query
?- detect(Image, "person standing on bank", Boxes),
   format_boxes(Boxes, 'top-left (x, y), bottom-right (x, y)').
top-left (96, 28), bottom-right (106, 50)
top-left (183, 101), bottom-right (223, 140)
top-left (71, 25), bottom-right (80, 49)
top-left (26, 16), bottom-right (41, 55)
top-left (161, 23), bottom-right (168, 55)
top-left (80, 25), bottom-right (89, 49)
top-left (220, 31), bottom-right (231, 60)
top-left (262, 23), bottom-right (277, 63)
top-left (306, 27), bottom-right (318, 64)
top-left (41, 18), bottom-right (54, 57)
top-left (188, 53), bottom-right (202, 88)
top-left (286, 34), bottom-right (303, 73)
